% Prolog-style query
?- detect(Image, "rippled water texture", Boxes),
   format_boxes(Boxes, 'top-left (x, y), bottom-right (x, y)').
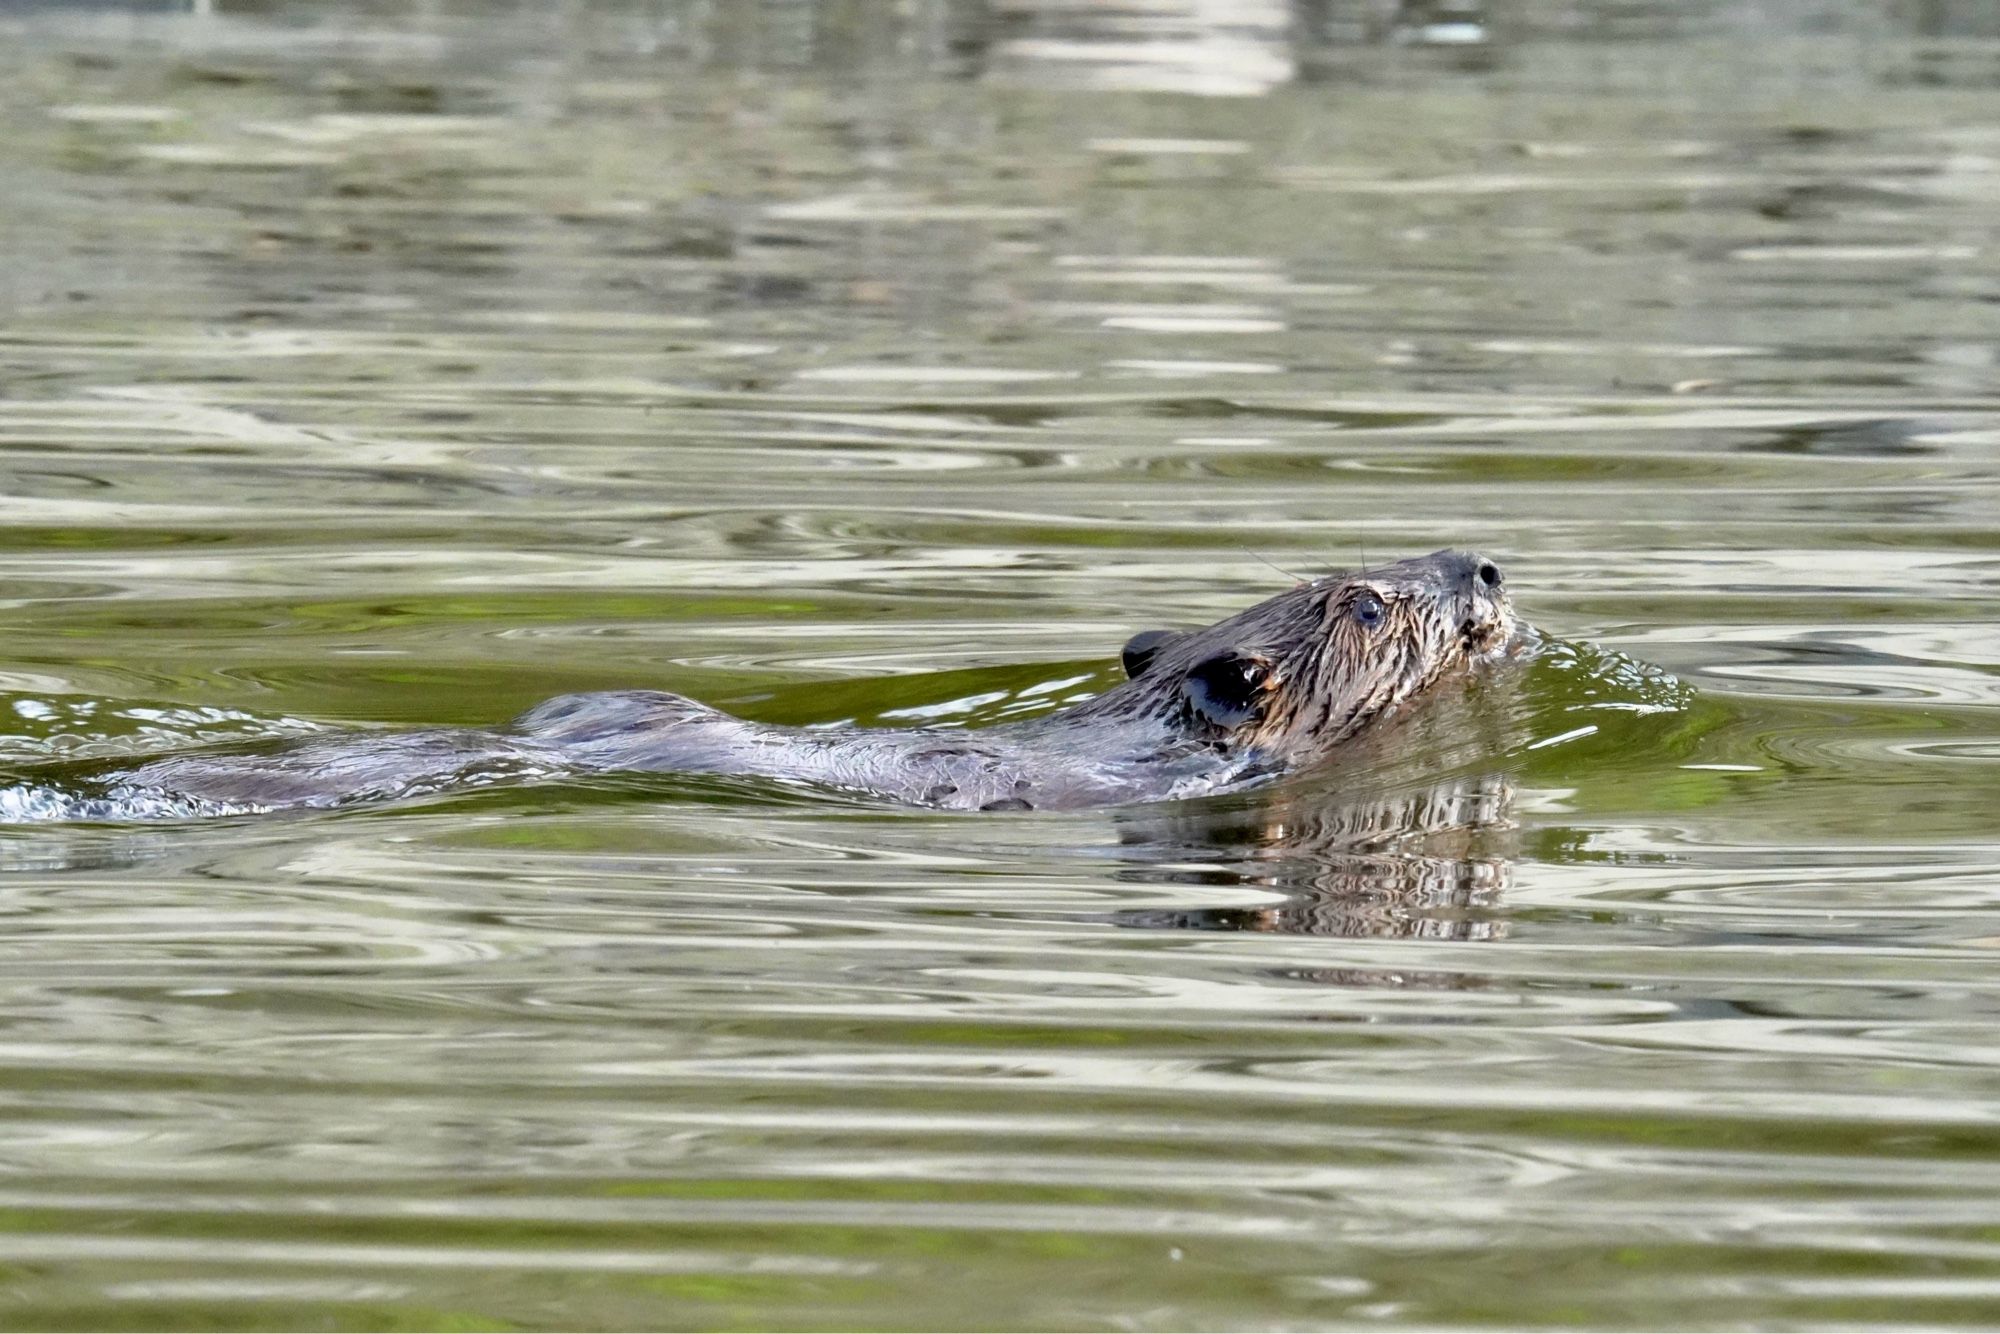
top-left (3, 1), bottom-right (2000, 1328)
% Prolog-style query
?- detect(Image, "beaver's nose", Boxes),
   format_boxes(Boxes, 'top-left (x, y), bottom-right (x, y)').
top-left (1444, 550), bottom-right (1502, 592)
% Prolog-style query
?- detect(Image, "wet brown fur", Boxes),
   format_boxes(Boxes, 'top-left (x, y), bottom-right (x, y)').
top-left (1061, 548), bottom-right (1514, 767)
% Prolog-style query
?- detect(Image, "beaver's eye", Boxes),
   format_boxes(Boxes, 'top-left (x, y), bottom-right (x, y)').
top-left (1353, 593), bottom-right (1386, 628)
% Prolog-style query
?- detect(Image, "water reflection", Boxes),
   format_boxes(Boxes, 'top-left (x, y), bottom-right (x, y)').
top-left (988, 0), bottom-right (1298, 96)
top-left (1113, 772), bottom-right (1513, 940)
top-left (1096, 640), bottom-right (1549, 940)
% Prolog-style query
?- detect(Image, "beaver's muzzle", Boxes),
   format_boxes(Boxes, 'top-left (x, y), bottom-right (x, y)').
top-left (1449, 551), bottom-right (1513, 654)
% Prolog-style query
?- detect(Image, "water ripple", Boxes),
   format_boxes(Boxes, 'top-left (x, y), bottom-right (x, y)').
top-left (2, 4), bottom-right (1999, 1329)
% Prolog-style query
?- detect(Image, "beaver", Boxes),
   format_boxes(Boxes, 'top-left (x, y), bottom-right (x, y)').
top-left (88, 548), bottom-right (1514, 815)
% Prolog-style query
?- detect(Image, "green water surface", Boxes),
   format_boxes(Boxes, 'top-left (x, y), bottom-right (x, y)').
top-left (2, 0), bottom-right (1999, 1328)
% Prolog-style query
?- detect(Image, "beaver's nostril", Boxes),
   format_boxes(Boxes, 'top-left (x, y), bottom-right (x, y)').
top-left (1477, 560), bottom-right (1502, 588)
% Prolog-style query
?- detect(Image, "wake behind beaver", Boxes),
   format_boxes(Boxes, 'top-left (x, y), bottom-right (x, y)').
top-left (5, 549), bottom-right (1516, 820)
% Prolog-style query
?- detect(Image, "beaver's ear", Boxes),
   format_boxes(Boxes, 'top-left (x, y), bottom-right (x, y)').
top-left (1183, 651), bottom-right (1270, 728)
top-left (1121, 629), bottom-right (1177, 679)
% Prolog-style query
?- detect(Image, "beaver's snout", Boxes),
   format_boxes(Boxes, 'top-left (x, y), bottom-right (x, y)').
top-left (1436, 549), bottom-right (1503, 595)
top-left (1450, 551), bottom-right (1513, 655)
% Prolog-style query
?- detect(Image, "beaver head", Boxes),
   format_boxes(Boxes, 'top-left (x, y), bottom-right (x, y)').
top-left (1102, 549), bottom-right (1514, 760)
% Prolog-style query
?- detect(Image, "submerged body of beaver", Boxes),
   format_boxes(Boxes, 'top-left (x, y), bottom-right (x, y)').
top-left (97, 549), bottom-right (1515, 814)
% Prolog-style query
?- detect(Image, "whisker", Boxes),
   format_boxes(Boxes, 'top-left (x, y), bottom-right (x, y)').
top-left (1245, 548), bottom-right (1309, 584)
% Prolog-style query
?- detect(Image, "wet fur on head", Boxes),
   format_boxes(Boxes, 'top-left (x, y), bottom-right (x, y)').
top-left (1096, 549), bottom-right (1513, 758)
